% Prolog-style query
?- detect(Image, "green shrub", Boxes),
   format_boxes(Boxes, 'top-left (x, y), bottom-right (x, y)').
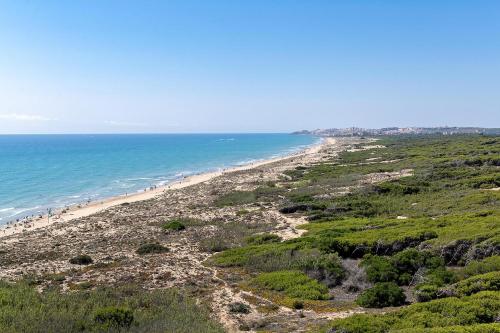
top-left (454, 272), bottom-right (500, 296)
top-left (311, 219), bottom-right (439, 258)
top-left (162, 220), bottom-right (186, 231)
top-left (292, 300), bottom-right (304, 309)
top-left (391, 248), bottom-right (426, 273)
top-left (360, 250), bottom-right (447, 286)
top-left (356, 282), bottom-right (406, 308)
top-left (330, 291), bottom-right (500, 332)
top-left (0, 281), bottom-right (224, 333)
top-left (393, 324), bottom-right (500, 333)
top-left (460, 256), bottom-right (500, 279)
top-left (93, 306), bottom-right (133, 329)
top-left (210, 241), bottom-right (306, 267)
top-left (300, 252), bottom-right (345, 287)
top-left (329, 314), bottom-right (393, 333)
top-left (136, 243), bottom-right (169, 255)
top-left (415, 284), bottom-right (440, 302)
top-left (374, 181), bottom-right (421, 195)
top-left (245, 233), bottom-right (281, 245)
top-left (250, 270), bottom-right (329, 300)
top-left (69, 254), bottom-right (93, 265)
top-left (212, 244), bottom-right (345, 286)
top-left (424, 268), bottom-right (457, 287)
top-left (228, 302), bottom-right (250, 314)
top-left (361, 255), bottom-right (399, 283)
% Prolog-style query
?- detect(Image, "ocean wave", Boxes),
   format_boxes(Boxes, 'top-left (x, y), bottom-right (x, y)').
top-left (174, 171), bottom-right (194, 177)
top-left (235, 159), bottom-right (258, 166)
top-left (3, 206), bottom-right (43, 219)
top-left (125, 177), bottom-right (154, 181)
top-left (0, 207), bottom-right (15, 213)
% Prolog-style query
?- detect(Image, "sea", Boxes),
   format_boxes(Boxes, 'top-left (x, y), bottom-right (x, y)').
top-left (0, 133), bottom-right (317, 224)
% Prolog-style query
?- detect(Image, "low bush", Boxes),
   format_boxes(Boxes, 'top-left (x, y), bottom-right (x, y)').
top-left (414, 268), bottom-right (458, 302)
top-left (361, 255), bottom-right (399, 283)
top-left (423, 268), bottom-right (457, 287)
top-left (93, 306), bottom-right (133, 329)
top-left (330, 291), bottom-right (500, 332)
top-left (136, 243), bottom-right (169, 255)
top-left (360, 249), bottom-right (447, 286)
top-left (228, 302), bottom-right (251, 314)
top-left (292, 300), bottom-right (304, 309)
top-left (374, 181), bottom-right (421, 195)
top-left (212, 244), bottom-right (345, 286)
top-left (415, 284), bottom-right (440, 302)
top-left (453, 272), bottom-right (500, 296)
top-left (300, 252), bottom-right (345, 287)
top-left (69, 254), bottom-right (93, 265)
top-left (312, 219), bottom-right (439, 258)
top-left (392, 324), bottom-right (500, 333)
top-left (279, 203), bottom-right (326, 214)
top-left (210, 241), bottom-right (305, 267)
top-left (162, 220), bottom-right (186, 231)
top-left (245, 233), bottom-right (281, 245)
top-left (356, 282), bottom-right (406, 308)
top-left (250, 270), bottom-right (329, 300)
top-left (392, 248), bottom-right (435, 273)
top-left (0, 281), bottom-right (224, 333)
top-left (459, 256), bottom-right (500, 279)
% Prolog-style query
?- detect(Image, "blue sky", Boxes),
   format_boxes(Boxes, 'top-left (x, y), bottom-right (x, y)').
top-left (0, 1), bottom-right (499, 133)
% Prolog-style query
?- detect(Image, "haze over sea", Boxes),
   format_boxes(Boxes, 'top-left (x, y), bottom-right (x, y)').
top-left (0, 133), bottom-right (316, 224)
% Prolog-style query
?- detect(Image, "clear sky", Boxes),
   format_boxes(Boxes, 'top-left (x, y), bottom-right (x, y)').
top-left (0, 1), bottom-right (499, 134)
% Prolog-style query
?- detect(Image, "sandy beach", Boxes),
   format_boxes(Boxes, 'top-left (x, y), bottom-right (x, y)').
top-left (0, 138), bottom-right (329, 238)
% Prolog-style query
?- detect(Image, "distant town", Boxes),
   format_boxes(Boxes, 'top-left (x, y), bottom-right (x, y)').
top-left (293, 127), bottom-right (500, 137)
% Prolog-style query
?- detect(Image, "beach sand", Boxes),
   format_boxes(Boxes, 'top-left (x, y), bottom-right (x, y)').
top-left (0, 138), bottom-right (330, 237)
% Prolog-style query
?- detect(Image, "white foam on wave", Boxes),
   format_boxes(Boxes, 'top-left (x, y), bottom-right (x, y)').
top-left (126, 177), bottom-right (154, 181)
top-left (0, 207), bottom-right (15, 213)
top-left (2, 206), bottom-right (43, 221)
top-left (235, 158), bottom-right (259, 166)
top-left (174, 171), bottom-right (195, 177)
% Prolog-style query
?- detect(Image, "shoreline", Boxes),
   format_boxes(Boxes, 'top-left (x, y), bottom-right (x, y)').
top-left (0, 137), bottom-right (330, 237)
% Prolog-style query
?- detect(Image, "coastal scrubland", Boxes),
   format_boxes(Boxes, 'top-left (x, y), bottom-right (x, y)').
top-left (0, 135), bottom-right (498, 332)
top-left (0, 281), bottom-right (223, 333)
top-left (209, 135), bottom-right (500, 332)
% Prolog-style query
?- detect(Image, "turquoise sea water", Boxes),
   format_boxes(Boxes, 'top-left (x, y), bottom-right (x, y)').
top-left (0, 134), bottom-right (317, 224)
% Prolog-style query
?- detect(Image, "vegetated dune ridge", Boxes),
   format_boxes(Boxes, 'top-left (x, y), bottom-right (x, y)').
top-left (0, 135), bottom-right (499, 333)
